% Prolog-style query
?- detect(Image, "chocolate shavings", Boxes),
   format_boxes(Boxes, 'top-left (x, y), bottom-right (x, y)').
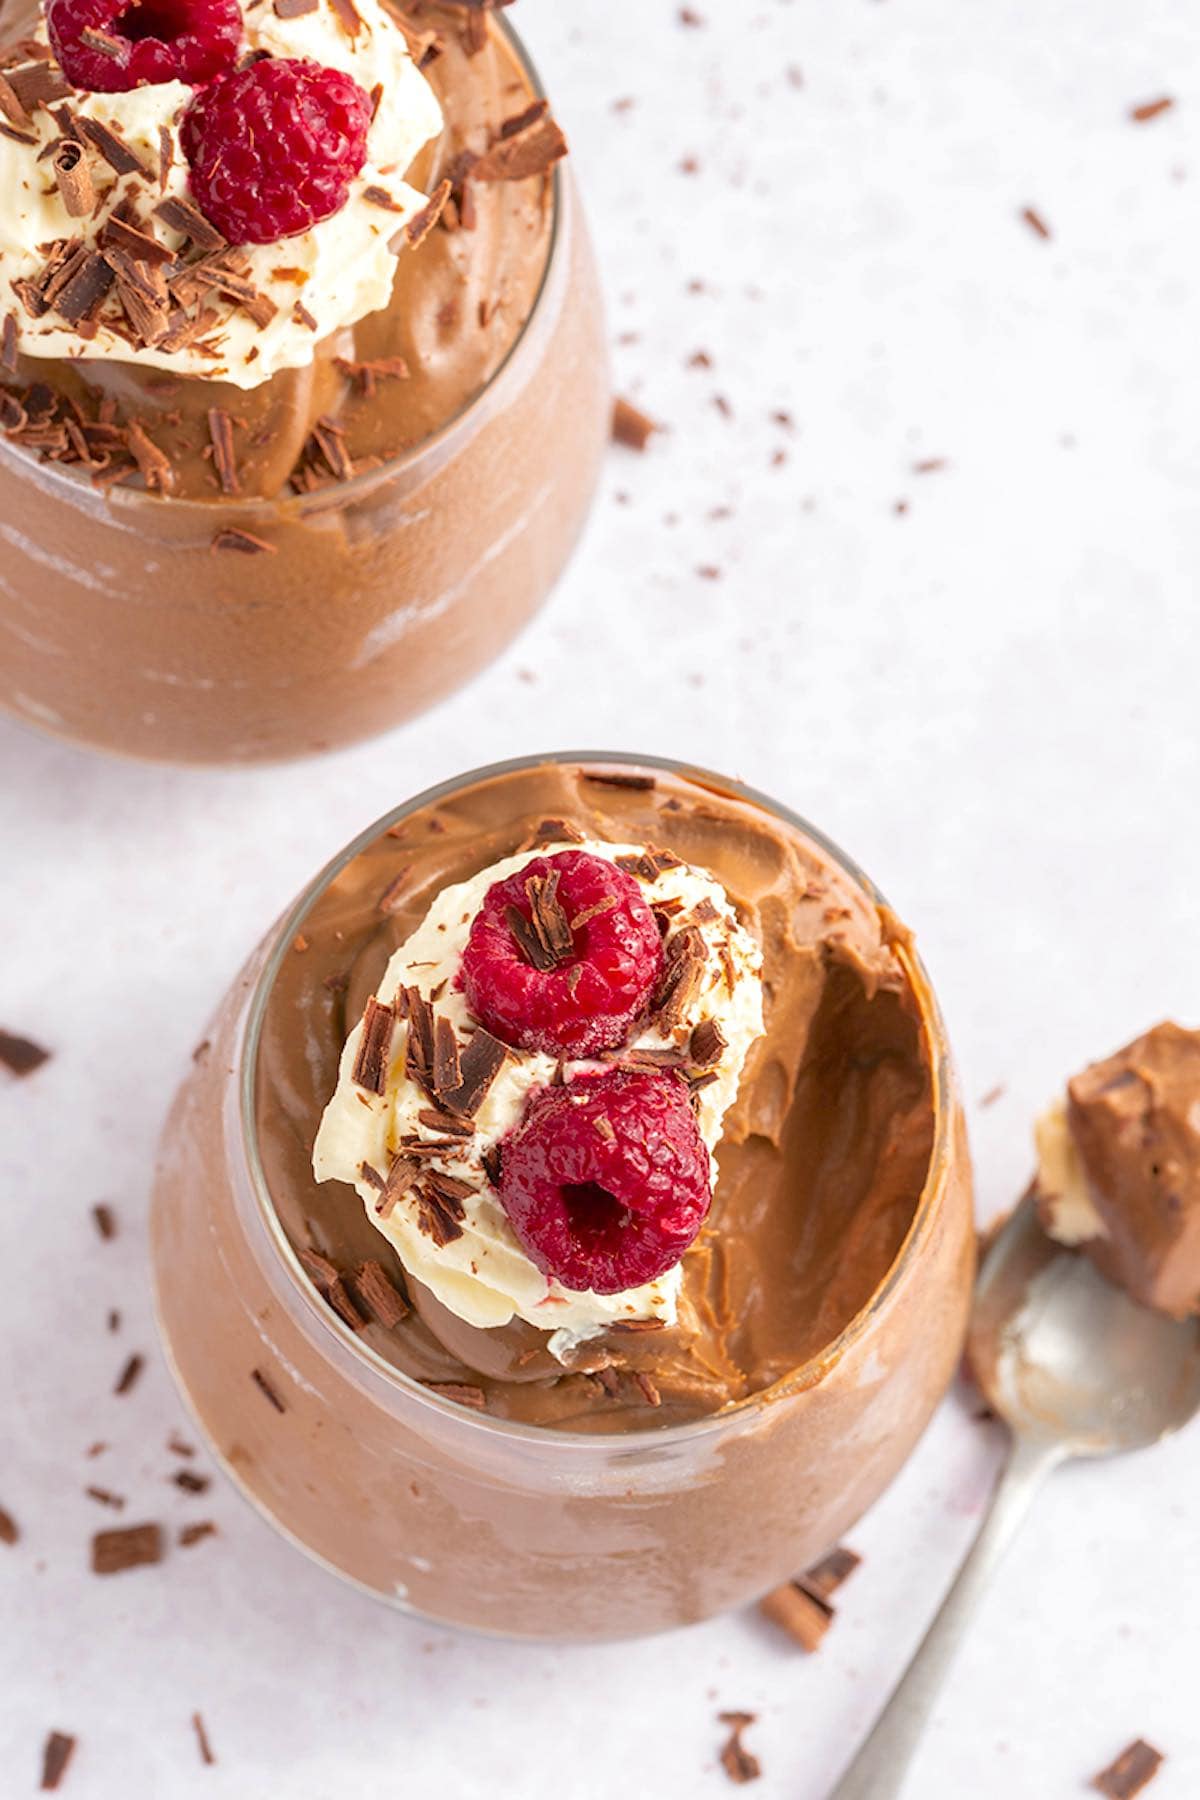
top-left (211, 527), bottom-right (275, 555)
top-left (91, 1202), bottom-right (116, 1240)
top-left (91, 1521), bottom-right (163, 1575)
top-left (1092, 1741), bottom-right (1166, 1799)
top-left (717, 1713), bottom-right (761, 1785)
top-left (40, 1732), bottom-right (76, 1791)
top-left (353, 1260), bottom-right (410, 1328)
top-left (74, 114), bottom-right (151, 178)
top-left (653, 925), bottom-right (708, 1029)
top-left (611, 397), bottom-right (660, 451)
top-left (113, 1353), bottom-right (144, 1396)
top-left (192, 1711), bottom-right (216, 1766)
top-left (250, 1366), bottom-right (286, 1412)
top-left (423, 1381), bottom-right (487, 1410)
top-left (351, 995), bottom-right (395, 1094)
top-left (0, 1028), bottom-right (50, 1075)
top-left (474, 99), bottom-right (567, 181)
top-left (153, 194), bottom-right (226, 252)
top-left (438, 1029), bottom-right (507, 1118)
top-left (207, 407), bottom-right (239, 493)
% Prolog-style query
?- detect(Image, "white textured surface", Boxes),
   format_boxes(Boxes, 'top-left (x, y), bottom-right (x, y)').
top-left (3, 0), bottom-right (1200, 1794)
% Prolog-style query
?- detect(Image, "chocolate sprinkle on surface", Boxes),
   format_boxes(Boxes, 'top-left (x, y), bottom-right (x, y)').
top-left (211, 526), bottom-right (276, 555)
top-left (1130, 96), bottom-right (1174, 124)
top-left (114, 1353), bottom-right (144, 1396)
top-left (353, 1259), bottom-right (410, 1328)
top-left (0, 1028), bottom-right (51, 1076)
top-left (1021, 204), bottom-right (1051, 240)
top-left (1093, 1740), bottom-right (1166, 1799)
top-left (154, 194), bottom-right (226, 252)
top-left (611, 397), bottom-right (660, 451)
top-left (91, 1202), bottom-right (116, 1240)
top-left (179, 1520), bottom-right (217, 1547)
top-left (172, 1469), bottom-right (211, 1494)
top-left (251, 1366), bottom-right (286, 1412)
top-left (580, 768), bottom-right (656, 790)
top-left (0, 1505), bottom-right (18, 1545)
top-left (474, 105), bottom-right (567, 182)
top-left (192, 1711), bottom-right (216, 1767)
top-left (759, 1577), bottom-right (835, 1650)
top-left (424, 1381), bottom-right (487, 1410)
top-left (91, 1521), bottom-right (163, 1575)
top-left (433, 1012), bottom-right (463, 1096)
top-left (690, 1018), bottom-right (727, 1067)
top-left (352, 995), bottom-right (395, 1094)
top-left (207, 408), bottom-right (239, 493)
top-left (399, 178), bottom-right (451, 250)
top-left (85, 1485), bottom-right (125, 1509)
top-left (801, 1544), bottom-right (862, 1601)
top-left (75, 114), bottom-right (150, 178)
top-left (40, 1732), bottom-right (76, 1791)
top-left (717, 1714), bottom-right (761, 1786)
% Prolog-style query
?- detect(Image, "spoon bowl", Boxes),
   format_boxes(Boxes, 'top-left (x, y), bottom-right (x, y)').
top-left (969, 1194), bottom-right (1200, 1455)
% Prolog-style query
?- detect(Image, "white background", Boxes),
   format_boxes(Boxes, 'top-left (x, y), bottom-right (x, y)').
top-left (2, 0), bottom-right (1198, 1793)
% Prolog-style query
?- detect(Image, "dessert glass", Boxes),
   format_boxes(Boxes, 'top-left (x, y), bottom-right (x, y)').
top-left (151, 752), bottom-right (976, 1641)
top-left (0, 23), bottom-right (608, 766)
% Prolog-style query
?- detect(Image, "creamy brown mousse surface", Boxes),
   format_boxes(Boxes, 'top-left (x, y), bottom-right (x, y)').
top-left (0, 0), bottom-right (556, 498)
top-left (256, 763), bottom-right (937, 1431)
top-left (1039, 1022), bottom-right (1200, 1319)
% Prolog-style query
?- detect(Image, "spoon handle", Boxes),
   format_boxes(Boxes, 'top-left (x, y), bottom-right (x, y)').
top-left (827, 1433), bottom-right (1063, 1800)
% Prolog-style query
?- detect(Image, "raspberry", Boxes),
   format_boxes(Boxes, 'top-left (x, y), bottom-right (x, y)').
top-left (499, 1069), bottom-right (712, 1294)
top-left (47, 0), bottom-right (241, 93)
top-left (181, 58), bottom-right (373, 247)
top-left (460, 850), bottom-right (663, 1059)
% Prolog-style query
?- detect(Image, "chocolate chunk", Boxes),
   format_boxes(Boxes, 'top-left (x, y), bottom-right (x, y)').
top-left (273, 0), bottom-right (318, 13)
top-left (423, 1381), bottom-right (487, 1410)
top-left (432, 1013), bottom-right (462, 1097)
top-left (363, 183), bottom-right (404, 211)
top-left (0, 1028), bottom-right (50, 1076)
top-left (352, 1260), bottom-right (410, 1328)
top-left (592, 1113), bottom-right (616, 1143)
top-left (616, 848), bottom-right (683, 882)
top-left (654, 925), bottom-right (708, 1029)
top-left (0, 311), bottom-right (16, 375)
top-left (179, 1520), bottom-right (216, 1547)
top-left (40, 1732), bottom-right (76, 1791)
top-left (91, 1521), bottom-right (163, 1575)
top-left (526, 869), bottom-right (574, 962)
top-left (74, 114), bottom-right (151, 178)
top-left (79, 25), bottom-right (125, 56)
top-left (481, 1142), bottom-right (503, 1187)
top-left (1021, 205), bottom-right (1051, 239)
top-left (611, 398), bottom-right (660, 451)
top-left (717, 1713), bottom-right (760, 1785)
top-left (310, 414), bottom-right (354, 481)
top-left (414, 1178), bottom-right (467, 1247)
top-left (211, 527), bottom-right (276, 555)
top-left (167, 1432), bottom-right (195, 1458)
top-left (250, 1366), bottom-right (286, 1412)
top-left (352, 995), bottom-right (395, 1094)
top-left (1130, 96), bottom-right (1174, 123)
top-left (298, 1246), bottom-right (339, 1291)
top-left (580, 768), bottom-right (656, 790)
top-left (326, 1273), bottom-right (367, 1330)
top-left (91, 1202), bottom-right (116, 1240)
top-left (328, 0), bottom-right (362, 35)
top-left (192, 1711), bottom-right (216, 1767)
top-left (1092, 1741), bottom-right (1165, 1798)
top-left (396, 178), bottom-right (451, 251)
top-left (154, 194), bottom-right (226, 252)
top-left (125, 420), bottom-right (174, 494)
top-left (474, 106), bottom-right (567, 182)
top-left (0, 1505), bottom-right (18, 1544)
top-left (85, 1485), bottom-right (125, 1509)
top-left (54, 248), bottom-right (115, 327)
top-left (401, 986), bottom-right (436, 1095)
top-left (51, 140), bottom-right (94, 218)
top-left (801, 1544), bottom-right (861, 1602)
top-left (113, 1352), bottom-right (144, 1396)
top-left (0, 69), bottom-right (31, 127)
top-left (415, 1108), bottom-right (473, 1138)
top-left (758, 1578), bottom-right (834, 1650)
top-left (632, 1371), bottom-right (662, 1407)
top-left (335, 354), bottom-right (410, 397)
top-left (0, 119), bottom-right (36, 145)
top-left (8, 61), bottom-right (71, 110)
top-left (207, 407), bottom-right (239, 494)
top-left (172, 1470), bottom-right (210, 1494)
top-left (609, 1316), bottom-right (665, 1333)
top-left (690, 1019), bottom-right (727, 1068)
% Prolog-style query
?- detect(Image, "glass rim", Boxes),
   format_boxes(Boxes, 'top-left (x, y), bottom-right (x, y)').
top-left (239, 749), bottom-right (959, 1453)
top-left (0, 9), bottom-right (561, 517)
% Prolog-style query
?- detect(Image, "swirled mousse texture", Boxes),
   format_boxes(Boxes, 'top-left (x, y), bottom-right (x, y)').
top-left (0, 0), bottom-right (564, 495)
top-left (1036, 1022), bottom-right (1200, 1319)
top-left (255, 764), bottom-right (938, 1432)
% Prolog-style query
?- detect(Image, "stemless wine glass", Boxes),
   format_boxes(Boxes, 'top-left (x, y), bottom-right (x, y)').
top-left (152, 752), bottom-right (975, 1640)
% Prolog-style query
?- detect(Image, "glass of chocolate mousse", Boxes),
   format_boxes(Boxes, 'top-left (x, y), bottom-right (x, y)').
top-left (152, 754), bottom-right (976, 1641)
top-left (0, 2), bottom-right (607, 762)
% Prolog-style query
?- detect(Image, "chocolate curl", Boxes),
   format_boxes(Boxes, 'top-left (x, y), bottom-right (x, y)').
top-left (52, 140), bottom-right (95, 218)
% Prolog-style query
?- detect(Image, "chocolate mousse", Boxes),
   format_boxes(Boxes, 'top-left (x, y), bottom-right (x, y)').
top-left (1036, 1022), bottom-right (1200, 1318)
top-left (0, 0), bottom-right (609, 759)
top-left (258, 761), bottom-right (941, 1428)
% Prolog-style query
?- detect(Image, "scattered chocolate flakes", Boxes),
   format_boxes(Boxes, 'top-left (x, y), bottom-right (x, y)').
top-left (376, 870), bottom-right (409, 914)
top-left (592, 1113), bottom-right (616, 1143)
top-left (414, 1177), bottom-right (468, 1248)
top-left (481, 1142), bottom-right (503, 1187)
top-left (616, 847), bottom-right (683, 881)
top-left (569, 894), bottom-right (618, 931)
top-left (397, 178), bottom-right (451, 251)
top-left (1021, 205), bottom-right (1051, 240)
top-left (611, 396), bottom-right (660, 451)
top-left (207, 408), bottom-right (239, 494)
top-left (125, 420), bottom-right (175, 494)
top-left (91, 1203), bottom-right (116, 1241)
top-left (310, 413), bottom-right (354, 482)
top-left (759, 1577), bottom-right (835, 1650)
top-left (800, 1544), bottom-right (861, 1602)
top-left (363, 183), bottom-right (404, 212)
top-left (352, 1259), bottom-right (410, 1328)
top-left (40, 1732), bottom-right (76, 1792)
top-left (433, 1013), bottom-right (463, 1095)
top-left (79, 25), bottom-right (125, 57)
top-left (51, 140), bottom-right (94, 218)
top-left (0, 69), bottom-right (30, 128)
top-left (653, 925), bottom-right (708, 1029)
top-left (717, 1714), bottom-right (761, 1786)
top-left (0, 1505), bottom-right (18, 1545)
top-left (679, 5), bottom-right (705, 22)
top-left (250, 1366), bottom-right (286, 1412)
top-left (179, 1520), bottom-right (216, 1547)
top-left (326, 1273), bottom-right (368, 1330)
top-left (0, 118), bottom-right (36, 145)
top-left (633, 1371), bottom-right (661, 1408)
top-left (352, 995), bottom-right (396, 1094)
top-left (415, 1107), bottom-right (473, 1138)
top-left (114, 1353), bottom-right (144, 1396)
top-left (85, 1485), bottom-right (125, 1510)
top-left (154, 194), bottom-right (226, 252)
top-left (211, 526), bottom-right (275, 555)
top-left (0, 1028), bottom-right (51, 1076)
top-left (0, 311), bottom-right (16, 375)
top-left (334, 354), bottom-right (410, 397)
top-left (167, 1433), bottom-right (195, 1458)
top-left (401, 985), bottom-right (437, 1095)
top-left (581, 768), bottom-right (656, 791)
top-left (299, 1246), bottom-right (339, 1291)
top-left (1130, 96), bottom-right (1174, 124)
top-left (610, 1316), bottom-right (665, 1334)
top-left (74, 114), bottom-right (150, 178)
top-left (474, 104), bottom-right (567, 182)
top-left (192, 1712), bottom-right (216, 1767)
top-left (371, 1152), bottom-right (420, 1219)
top-left (157, 123), bottom-right (172, 190)
top-left (91, 1521), bottom-right (163, 1575)
top-left (172, 1469), bottom-right (211, 1495)
top-left (9, 60), bottom-right (71, 110)
top-left (1092, 1741), bottom-right (1165, 1799)
top-left (273, 0), bottom-right (318, 13)
top-left (689, 1018), bottom-right (727, 1067)
top-left (523, 869), bottom-right (574, 965)
top-left (106, 1309), bottom-right (120, 1332)
top-left (328, 0), bottom-right (362, 36)
top-left (293, 299), bottom-right (318, 331)
top-left (423, 1381), bottom-right (487, 1410)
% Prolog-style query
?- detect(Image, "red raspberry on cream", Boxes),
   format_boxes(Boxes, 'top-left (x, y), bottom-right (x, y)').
top-left (47, 0), bottom-right (242, 93)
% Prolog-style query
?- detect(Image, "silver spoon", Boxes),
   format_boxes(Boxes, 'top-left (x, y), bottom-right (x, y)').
top-left (830, 1193), bottom-right (1200, 1800)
